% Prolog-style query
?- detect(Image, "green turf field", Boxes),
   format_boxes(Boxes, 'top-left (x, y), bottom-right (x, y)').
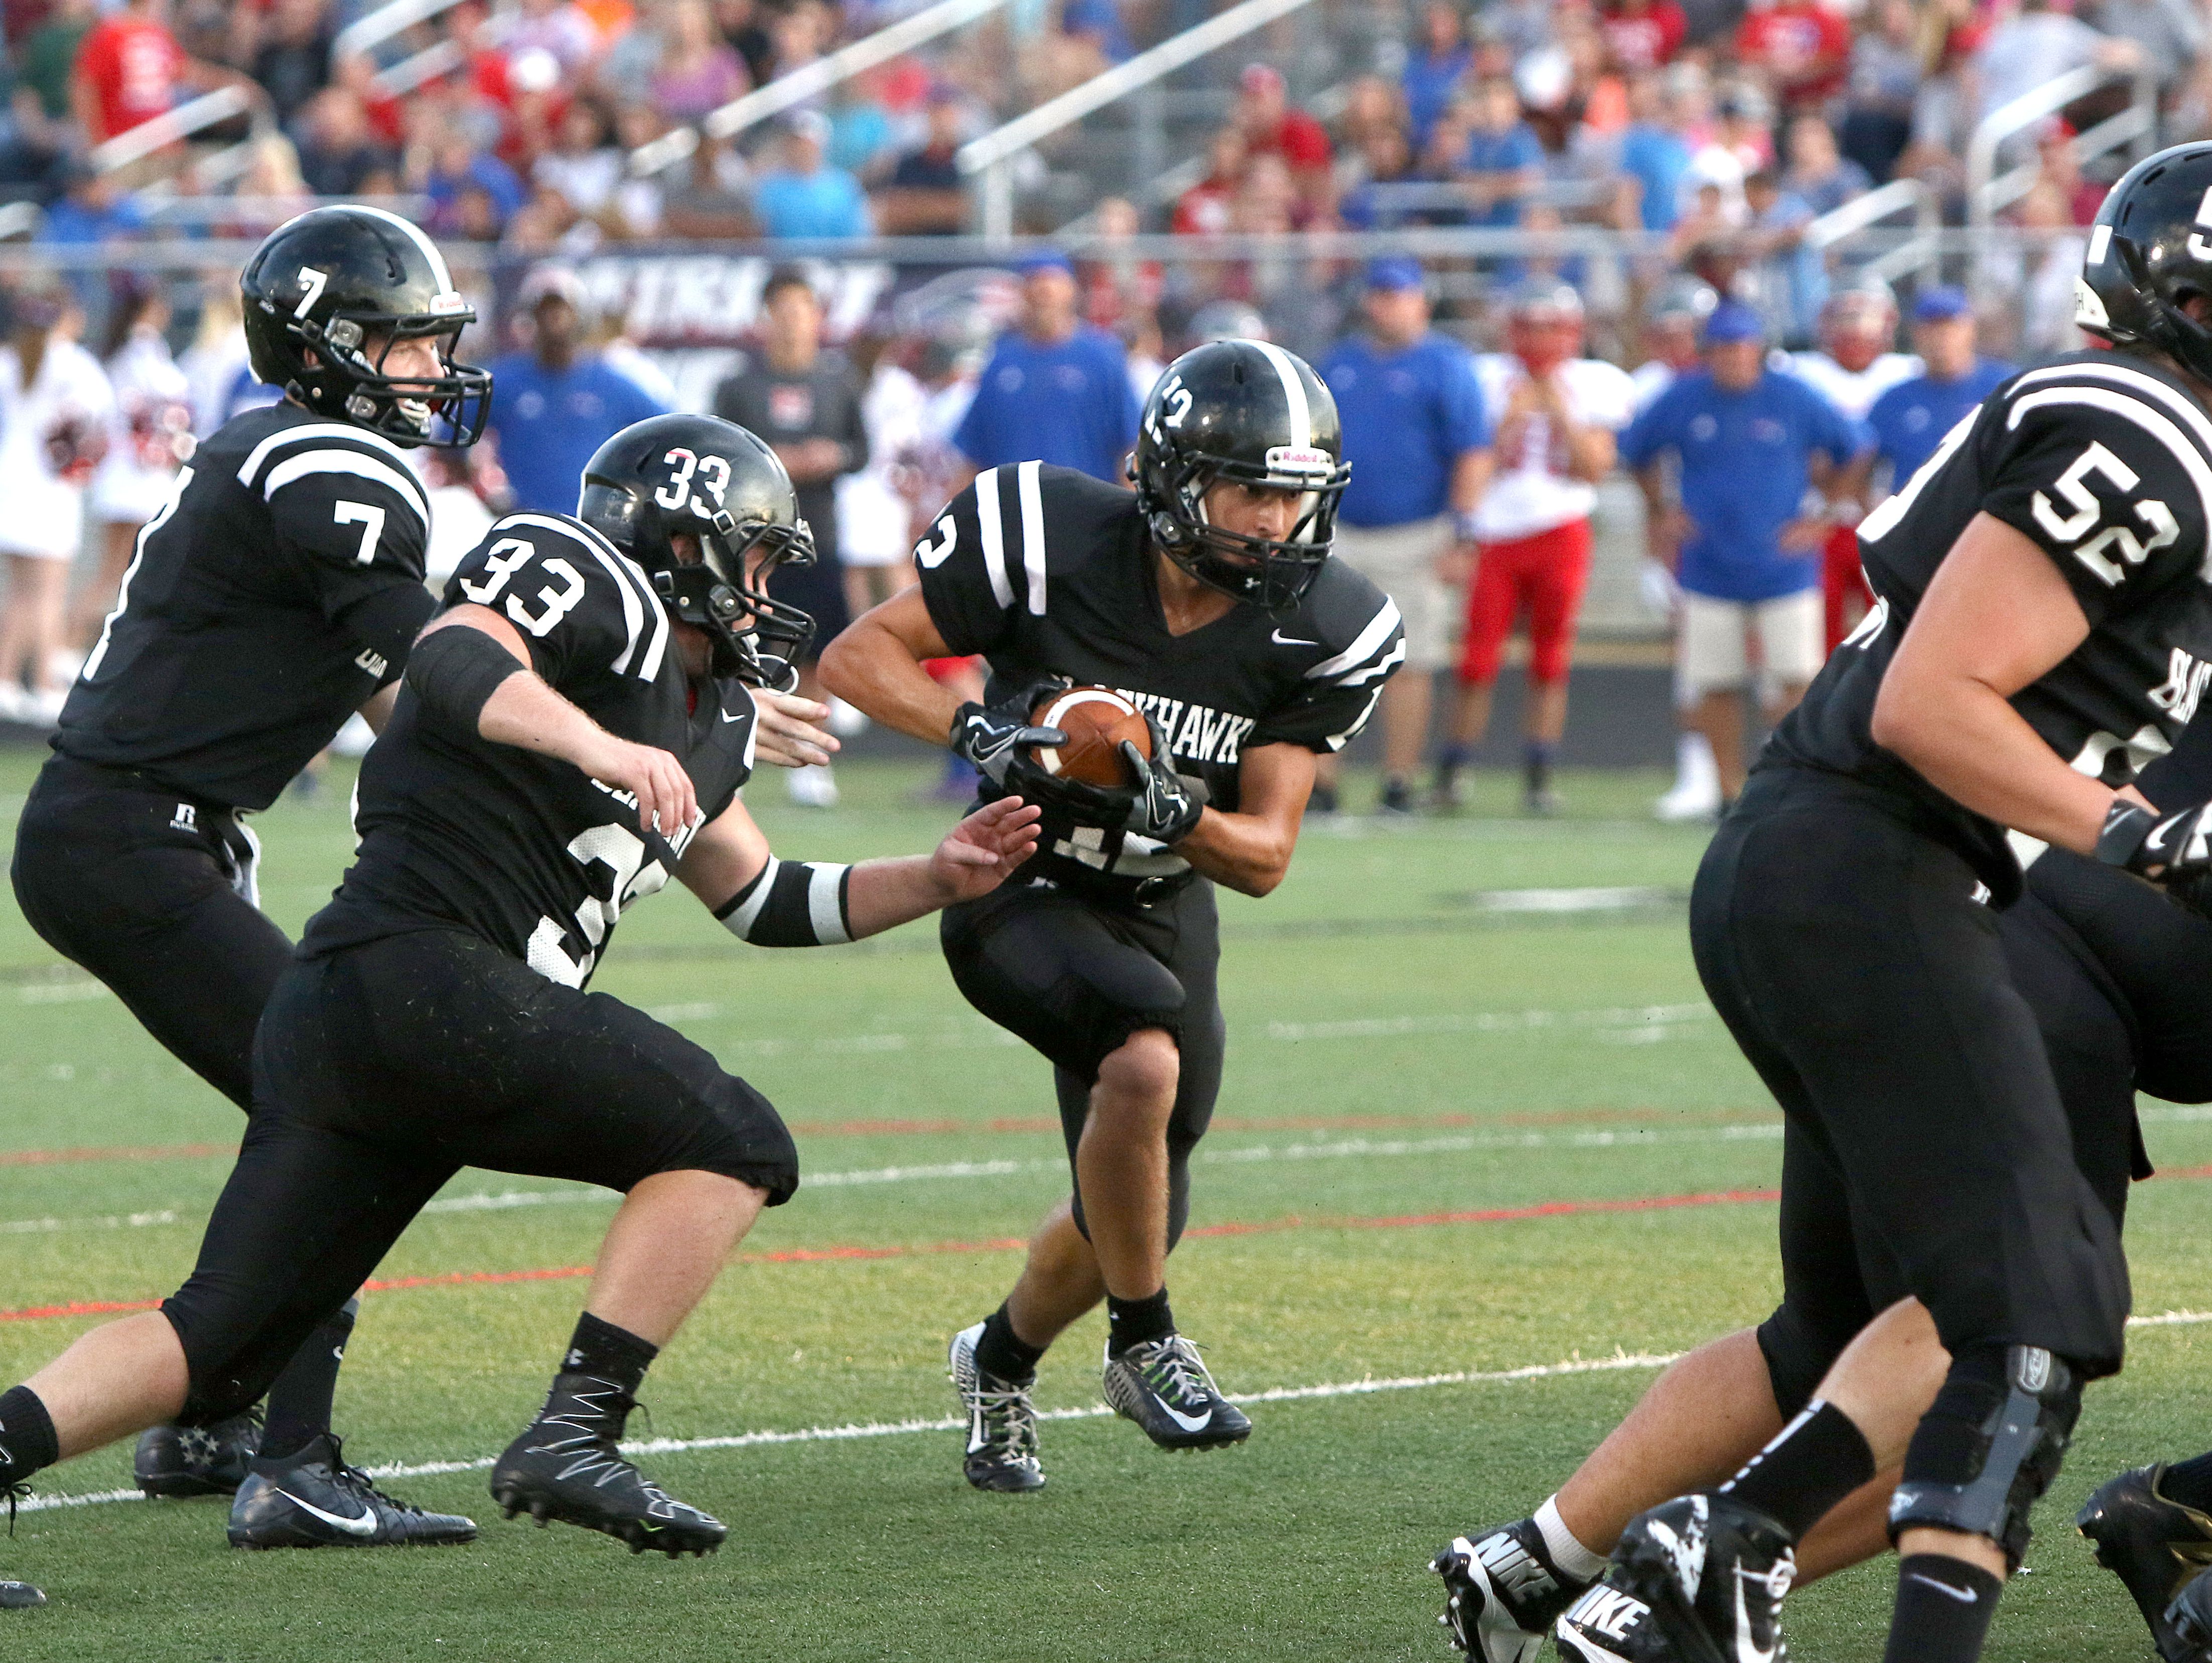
top-left (0, 751), bottom-right (2205, 1661)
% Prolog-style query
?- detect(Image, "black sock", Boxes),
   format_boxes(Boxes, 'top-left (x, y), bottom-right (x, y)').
top-left (1882, 1554), bottom-right (2003, 1663)
top-left (259, 1297), bottom-right (358, 1463)
top-left (1106, 1288), bottom-right (1174, 1357)
top-left (1434, 744), bottom-right (1468, 786)
top-left (1717, 1398), bottom-right (1876, 1540)
top-left (2161, 1451), bottom-right (2212, 1513)
top-left (559, 1312), bottom-right (659, 1398)
top-left (974, 1304), bottom-right (1044, 1382)
top-left (1525, 740), bottom-right (1555, 793)
top-left (0, 1386), bottom-right (59, 1486)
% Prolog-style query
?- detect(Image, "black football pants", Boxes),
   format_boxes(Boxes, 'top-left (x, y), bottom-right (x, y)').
top-left (1692, 767), bottom-right (2132, 1415)
top-left (941, 876), bottom-right (1225, 1249)
top-left (164, 927), bottom-right (799, 1422)
top-left (12, 755), bottom-right (289, 1111)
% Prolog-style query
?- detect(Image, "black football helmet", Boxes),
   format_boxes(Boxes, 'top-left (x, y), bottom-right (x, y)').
top-left (2078, 141), bottom-right (2212, 383)
top-left (579, 413), bottom-right (817, 688)
top-left (1132, 339), bottom-right (1350, 612)
top-left (240, 206), bottom-right (493, 447)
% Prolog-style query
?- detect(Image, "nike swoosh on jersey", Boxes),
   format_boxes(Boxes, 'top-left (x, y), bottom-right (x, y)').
top-left (1271, 629), bottom-right (1318, 646)
top-left (1905, 1573), bottom-right (1978, 1604)
top-left (718, 707), bottom-right (747, 723)
top-left (275, 1487), bottom-right (379, 1538)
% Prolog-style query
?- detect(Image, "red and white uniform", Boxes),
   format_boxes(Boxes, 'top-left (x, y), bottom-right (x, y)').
top-left (1460, 354), bottom-right (1637, 687)
top-left (1786, 347), bottom-right (1918, 650)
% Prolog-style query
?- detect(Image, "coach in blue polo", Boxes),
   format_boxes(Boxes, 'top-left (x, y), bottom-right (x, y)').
top-left (1619, 300), bottom-right (1867, 808)
top-left (1316, 257), bottom-right (1492, 815)
top-left (1865, 286), bottom-right (2013, 488)
top-left (954, 249), bottom-right (1142, 485)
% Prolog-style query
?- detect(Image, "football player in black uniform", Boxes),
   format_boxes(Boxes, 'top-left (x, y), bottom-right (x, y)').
top-left (821, 338), bottom-right (1403, 1491)
top-left (5, 206), bottom-right (495, 1572)
top-left (0, 413), bottom-right (1040, 1586)
top-left (1466, 142), bottom-right (2212, 1663)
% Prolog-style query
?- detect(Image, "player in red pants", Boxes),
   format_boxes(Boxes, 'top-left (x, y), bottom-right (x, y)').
top-left (1433, 281), bottom-right (1634, 814)
top-left (1786, 282), bottom-right (1916, 649)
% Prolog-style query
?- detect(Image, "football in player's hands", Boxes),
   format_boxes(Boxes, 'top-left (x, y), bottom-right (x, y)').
top-left (1028, 686), bottom-right (1150, 789)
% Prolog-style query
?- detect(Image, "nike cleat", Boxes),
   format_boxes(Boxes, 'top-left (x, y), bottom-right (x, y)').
top-left (2079, 1465), bottom-right (2212, 1663)
top-left (1554, 1493), bottom-right (1795, 1663)
top-left (1435, 1518), bottom-right (1589, 1661)
top-left (948, 1322), bottom-right (1045, 1493)
top-left (490, 1374), bottom-right (726, 1559)
top-left (1101, 1333), bottom-right (1252, 1451)
top-left (227, 1434), bottom-right (477, 1549)
top-left (135, 1411), bottom-right (261, 1497)
top-left (2169, 1567), bottom-right (2212, 1663)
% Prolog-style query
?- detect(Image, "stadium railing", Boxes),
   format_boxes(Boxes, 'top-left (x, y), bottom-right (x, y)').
top-left (957, 0), bottom-right (1328, 238)
top-left (1965, 63), bottom-right (2158, 233)
top-left (626, 0), bottom-right (1021, 180)
top-left (1804, 177), bottom-right (1940, 288)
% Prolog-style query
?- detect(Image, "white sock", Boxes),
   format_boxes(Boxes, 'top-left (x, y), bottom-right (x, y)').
top-left (1534, 1495), bottom-right (1609, 1582)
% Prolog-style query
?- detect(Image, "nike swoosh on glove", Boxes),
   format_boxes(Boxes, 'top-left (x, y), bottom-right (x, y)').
top-left (2097, 797), bottom-right (2212, 884)
top-left (949, 679), bottom-right (1069, 787)
top-left (1119, 714), bottom-right (1205, 845)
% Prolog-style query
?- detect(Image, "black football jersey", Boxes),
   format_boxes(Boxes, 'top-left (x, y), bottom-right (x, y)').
top-left (1768, 350), bottom-right (2212, 902)
top-left (55, 402), bottom-right (437, 810)
top-left (301, 511), bottom-right (759, 987)
top-left (918, 463), bottom-right (1402, 888)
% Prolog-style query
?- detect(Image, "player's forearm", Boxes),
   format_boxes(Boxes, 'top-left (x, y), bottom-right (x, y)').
top-left (1449, 449), bottom-right (1493, 517)
top-left (1564, 425), bottom-right (1616, 482)
top-left (1872, 672), bottom-right (2116, 854)
top-left (476, 669), bottom-right (627, 776)
top-left (842, 855), bottom-right (964, 938)
top-left (1175, 808), bottom-right (1298, 897)
top-left (817, 619), bottom-right (962, 746)
top-left (357, 682), bottom-right (401, 734)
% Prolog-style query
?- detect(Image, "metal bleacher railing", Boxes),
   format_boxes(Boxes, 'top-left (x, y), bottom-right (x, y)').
top-left (1965, 63), bottom-right (2158, 233)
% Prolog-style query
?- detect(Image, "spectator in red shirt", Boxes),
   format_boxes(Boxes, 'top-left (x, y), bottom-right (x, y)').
top-left (1734, 0), bottom-right (1851, 117)
top-left (71, 0), bottom-right (192, 145)
top-left (1600, 0), bottom-right (1688, 72)
top-left (1234, 62), bottom-right (1332, 214)
top-left (1171, 126), bottom-right (1246, 234)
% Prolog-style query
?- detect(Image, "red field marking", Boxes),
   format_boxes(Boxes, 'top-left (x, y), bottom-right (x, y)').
top-left (0, 1142), bottom-right (236, 1168)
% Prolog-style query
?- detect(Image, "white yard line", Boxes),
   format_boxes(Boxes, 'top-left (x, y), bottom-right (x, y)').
top-left (23, 1316), bottom-right (2212, 1515)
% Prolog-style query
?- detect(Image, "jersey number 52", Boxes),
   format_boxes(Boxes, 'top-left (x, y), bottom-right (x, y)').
top-left (2032, 441), bottom-right (2179, 587)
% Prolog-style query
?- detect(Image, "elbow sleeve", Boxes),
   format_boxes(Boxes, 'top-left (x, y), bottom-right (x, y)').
top-left (715, 856), bottom-right (853, 946)
top-left (404, 623), bottom-right (525, 737)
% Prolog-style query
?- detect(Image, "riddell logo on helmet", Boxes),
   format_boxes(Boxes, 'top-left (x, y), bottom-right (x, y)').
top-left (1266, 446), bottom-right (1332, 474)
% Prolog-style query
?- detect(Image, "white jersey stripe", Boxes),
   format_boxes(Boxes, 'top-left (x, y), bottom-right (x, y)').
top-left (1305, 597), bottom-right (1403, 682)
top-left (1334, 635), bottom-right (1407, 689)
top-left (1253, 341), bottom-right (1312, 449)
top-left (808, 864), bottom-right (852, 944)
top-left (235, 421), bottom-right (414, 486)
top-left (259, 450), bottom-right (430, 526)
top-left (1015, 460), bottom-right (1048, 616)
top-left (2010, 360), bottom-right (2212, 466)
top-left (2004, 386), bottom-right (2212, 537)
top-left (975, 468), bottom-right (1015, 610)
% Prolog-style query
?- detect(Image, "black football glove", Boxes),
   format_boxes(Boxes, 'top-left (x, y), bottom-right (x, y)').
top-left (1118, 714), bottom-right (1207, 845)
top-left (950, 678), bottom-right (1068, 787)
top-left (2096, 798), bottom-right (2212, 884)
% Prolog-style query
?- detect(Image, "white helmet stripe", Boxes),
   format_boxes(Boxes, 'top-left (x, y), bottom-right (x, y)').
top-left (1251, 340), bottom-right (1312, 450)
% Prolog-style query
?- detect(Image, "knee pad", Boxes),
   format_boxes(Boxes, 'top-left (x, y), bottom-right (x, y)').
top-left (1887, 1343), bottom-right (2083, 1569)
top-left (1756, 1304), bottom-right (1846, 1420)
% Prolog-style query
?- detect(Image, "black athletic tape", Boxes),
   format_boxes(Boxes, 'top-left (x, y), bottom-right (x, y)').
top-left (1887, 1343), bottom-right (2082, 1569)
top-left (404, 622), bottom-right (525, 736)
top-left (715, 855), bottom-right (853, 946)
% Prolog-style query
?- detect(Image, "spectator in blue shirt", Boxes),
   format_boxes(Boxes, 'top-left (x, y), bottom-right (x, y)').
top-left (484, 264), bottom-right (670, 517)
top-left (1865, 287), bottom-right (2014, 488)
top-left (752, 109), bottom-right (874, 240)
top-left (1460, 77), bottom-right (1542, 229)
top-left (1617, 70), bottom-right (1693, 231)
top-left (1314, 256), bottom-right (1493, 815)
top-left (1620, 301), bottom-right (1868, 802)
top-left (1404, 0), bottom-right (1473, 153)
top-left (952, 250), bottom-right (1141, 486)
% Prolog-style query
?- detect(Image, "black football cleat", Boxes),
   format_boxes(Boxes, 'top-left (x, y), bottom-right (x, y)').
top-left (1101, 1333), bottom-right (1252, 1451)
top-left (135, 1411), bottom-right (261, 1497)
top-left (2079, 1465), bottom-right (2212, 1663)
top-left (1435, 1517), bottom-right (1589, 1661)
top-left (489, 1373), bottom-right (725, 1559)
top-left (2169, 1568), bottom-right (2212, 1663)
top-left (227, 1434), bottom-right (477, 1549)
top-left (1554, 1494), bottom-right (1795, 1663)
top-left (0, 1578), bottom-right (42, 1609)
top-left (948, 1322), bottom-right (1045, 1493)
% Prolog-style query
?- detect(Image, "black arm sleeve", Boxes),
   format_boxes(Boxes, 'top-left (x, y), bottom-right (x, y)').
top-left (404, 623), bottom-right (526, 737)
top-left (336, 581), bottom-right (439, 686)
